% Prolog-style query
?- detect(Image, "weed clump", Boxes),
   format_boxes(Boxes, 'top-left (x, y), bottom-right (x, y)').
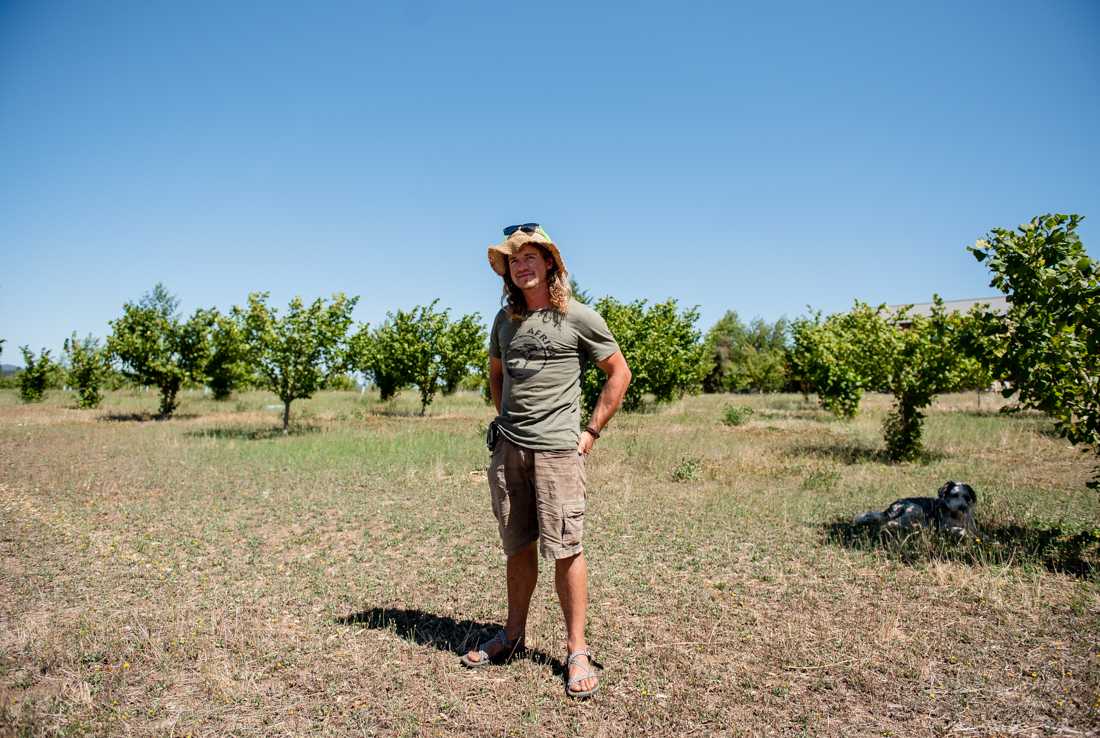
top-left (671, 456), bottom-right (702, 482)
top-left (722, 405), bottom-right (754, 426)
top-left (801, 469), bottom-right (841, 491)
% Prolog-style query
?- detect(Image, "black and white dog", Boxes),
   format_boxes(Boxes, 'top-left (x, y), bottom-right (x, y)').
top-left (854, 481), bottom-right (978, 536)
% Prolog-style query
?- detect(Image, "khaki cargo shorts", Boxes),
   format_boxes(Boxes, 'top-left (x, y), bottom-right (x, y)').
top-left (488, 437), bottom-right (587, 560)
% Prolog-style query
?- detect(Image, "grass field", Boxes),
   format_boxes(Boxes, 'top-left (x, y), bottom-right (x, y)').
top-left (1, 388), bottom-right (1097, 737)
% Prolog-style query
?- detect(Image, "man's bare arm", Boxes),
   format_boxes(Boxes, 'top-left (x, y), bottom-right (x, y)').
top-left (489, 356), bottom-right (504, 414)
top-left (578, 351), bottom-right (631, 454)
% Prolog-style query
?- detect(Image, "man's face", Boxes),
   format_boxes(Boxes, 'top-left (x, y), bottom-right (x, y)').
top-left (508, 244), bottom-right (552, 291)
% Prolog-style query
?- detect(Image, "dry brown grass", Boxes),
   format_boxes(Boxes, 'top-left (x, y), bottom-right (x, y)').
top-left (1, 388), bottom-right (1097, 737)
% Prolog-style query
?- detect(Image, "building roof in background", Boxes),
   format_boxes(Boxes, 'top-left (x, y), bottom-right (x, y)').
top-left (890, 296), bottom-right (1008, 318)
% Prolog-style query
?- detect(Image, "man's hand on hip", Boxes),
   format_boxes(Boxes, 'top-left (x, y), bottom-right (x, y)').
top-left (577, 430), bottom-right (596, 456)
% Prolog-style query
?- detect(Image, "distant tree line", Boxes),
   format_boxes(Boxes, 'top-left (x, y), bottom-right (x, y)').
top-left (3, 212), bottom-right (1096, 483)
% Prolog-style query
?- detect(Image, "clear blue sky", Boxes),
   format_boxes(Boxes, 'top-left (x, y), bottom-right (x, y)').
top-left (2, 0), bottom-right (1098, 360)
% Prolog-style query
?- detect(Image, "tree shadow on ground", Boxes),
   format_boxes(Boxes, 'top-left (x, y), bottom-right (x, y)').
top-left (787, 442), bottom-right (947, 465)
top-left (183, 425), bottom-right (322, 440)
top-left (98, 412), bottom-right (200, 423)
top-left (335, 608), bottom-right (565, 675)
top-left (366, 407), bottom-right (430, 418)
top-left (823, 518), bottom-right (1099, 580)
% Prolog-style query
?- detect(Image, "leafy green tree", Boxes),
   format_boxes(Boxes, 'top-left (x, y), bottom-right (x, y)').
top-left (877, 301), bottom-right (975, 461)
top-left (352, 302), bottom-right (482, 411)
top-left (952, 304), bottom-right (1003, 394)
top-left (704, 312), bottom-right (790, 393)
top-left (582, 297), bottom-right (706, 412)
top-left (441, 313), bottom-right (488, 395)
top-left (205, 312), bottom-right (251, 400)
top-left (64, 333), bottom-right (109, 408)
top-left (364, 301), bottom-right (451, 414)
top-left (351, 322), bottom-right (400, 401)
top-left (18, 346), bottom-right (57, 403)
top-left (107, 284), bottom-right (215, 418)
top-left (702, 311), bottom-right (747, 393)
top-left (399, 301), bottom-right (451, 414)
top-left (789, 311), bottom-right (876, 418)
top-left (323, 373), bottom-right (359, 391)
top-left (791, 300), bottom-right (975, 460)
top-left (969, 213), bottom-right (1100, 486)
top-left (237, 292), bottom-right (358, 433)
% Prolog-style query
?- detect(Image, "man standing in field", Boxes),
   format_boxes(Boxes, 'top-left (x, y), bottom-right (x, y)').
top-left (461, 223), bottom-right (631, 699)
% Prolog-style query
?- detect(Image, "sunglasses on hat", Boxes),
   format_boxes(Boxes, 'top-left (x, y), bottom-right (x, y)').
top-left (502, 223), bottom-right (540, 236)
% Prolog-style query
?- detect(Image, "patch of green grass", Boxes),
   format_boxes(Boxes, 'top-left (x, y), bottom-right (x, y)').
top-left (671, 456), bottom-right (703, 481)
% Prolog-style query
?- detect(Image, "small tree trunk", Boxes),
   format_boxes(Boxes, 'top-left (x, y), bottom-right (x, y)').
top-left (158, 382), bottom-right (180, 419)
top-left (283, 401), bottom-right (291, 434)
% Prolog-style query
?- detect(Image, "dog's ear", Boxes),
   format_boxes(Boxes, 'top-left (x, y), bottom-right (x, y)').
top-left (937, 481), bottom-right (954, 499)
top-left (961, 484), bottom-right (976, 505)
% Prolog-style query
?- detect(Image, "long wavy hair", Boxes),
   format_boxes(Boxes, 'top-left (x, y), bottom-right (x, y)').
top-left (502, 244), bottom-right (572, 320)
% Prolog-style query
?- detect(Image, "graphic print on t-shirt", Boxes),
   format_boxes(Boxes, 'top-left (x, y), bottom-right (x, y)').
top-left (505, 329), bottom-right (552, 380)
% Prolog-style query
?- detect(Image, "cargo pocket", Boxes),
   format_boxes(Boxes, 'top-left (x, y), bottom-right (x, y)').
top-left (489, 459), bottom-right (509, 525)
top-left (561, 499), bottom-right (585, 548)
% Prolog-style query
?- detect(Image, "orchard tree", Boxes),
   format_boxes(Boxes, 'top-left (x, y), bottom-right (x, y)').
top-left (582, 297), bottom-right (706, 412)
top-left (970, 213), bottom-right (1100, 486)
top-left (441, 313), bottom-right (488, 395)
top-left (355, 301), bottom-right (450, 414)
top-left (789, 308), bottom-right (889, 419)
top-left (876, 301), bottom-right (977, 461)
top-left (64, 333), bottom-right (109, 408)
top-left (205, 312), bottom-right (251, 400)
top-left (952, 304), bottom-right (1004, 400)
top-left (398, 301), bottom-right (450, 414)
top-left (703, 311), bottom-right (748, 393)
top-left (238, 292), bottom-right (357, 432)
top-left (352, 322), bottom-right (402, 401)
top-left (18, 346), bottom-right (57, 403)
top-left (107, 284), bottom-right (215, 418)
top-left (704, 312), bottom-right (790, 393)
top-left (791, 300), bottom-right (974, 461)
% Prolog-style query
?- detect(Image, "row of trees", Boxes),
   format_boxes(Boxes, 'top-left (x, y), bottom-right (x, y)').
top-left (787, 213), bottom-right (1098, 485)
top-left (6, 213), bottom-right (1096, 481)
top-left (788, 299), bottom-right (992, 461)
top-left (11, 287), bottom-right (488, 431)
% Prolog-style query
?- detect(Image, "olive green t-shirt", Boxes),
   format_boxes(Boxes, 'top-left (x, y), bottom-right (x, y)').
top-left (489, 299), bottom-right (620, 451)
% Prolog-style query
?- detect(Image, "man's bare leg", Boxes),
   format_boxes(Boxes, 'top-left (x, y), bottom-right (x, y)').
top-left (464, 542), bottom-right (538, 664)
top-left (555, 552), bottom-right (597, 693)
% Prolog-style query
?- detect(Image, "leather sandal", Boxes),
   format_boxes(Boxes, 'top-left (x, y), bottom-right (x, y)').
top-left (460, 629), bottom-right (524, 669)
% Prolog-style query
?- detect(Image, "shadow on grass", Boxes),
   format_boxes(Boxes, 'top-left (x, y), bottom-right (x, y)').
top-left (183, 425), bottom-right (322, 440)
top-left (823, 519), bottom-right (1099, 580)
top-left (98, 412), bottom-right (200, 423)
top-left (335, 608), bottom-right (565, 675)
top-left (366, 407), bottom-right (430, 418)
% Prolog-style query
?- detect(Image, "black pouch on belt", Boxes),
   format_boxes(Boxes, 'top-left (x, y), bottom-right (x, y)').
top-left (485, 420), bottom-right (499, 451)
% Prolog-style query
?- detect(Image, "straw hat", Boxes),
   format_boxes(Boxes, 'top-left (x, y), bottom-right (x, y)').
top-left (487, 226), bottom-right (567, 278)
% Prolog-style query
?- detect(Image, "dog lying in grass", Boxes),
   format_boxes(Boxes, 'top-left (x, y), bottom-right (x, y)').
top-left (854, 481), bottom-right (978, 536)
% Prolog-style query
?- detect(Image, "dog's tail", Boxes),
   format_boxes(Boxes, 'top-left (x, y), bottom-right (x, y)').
top-left (853, 511), bottom-right (886, 526)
